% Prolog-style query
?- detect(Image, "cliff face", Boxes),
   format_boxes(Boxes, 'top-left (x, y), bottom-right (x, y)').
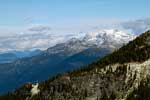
top-left (1, 31), bottom-right (150, 100)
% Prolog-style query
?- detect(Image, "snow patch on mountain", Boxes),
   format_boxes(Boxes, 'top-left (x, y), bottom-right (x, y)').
top-left (31, 83), bottom-right (40, 97)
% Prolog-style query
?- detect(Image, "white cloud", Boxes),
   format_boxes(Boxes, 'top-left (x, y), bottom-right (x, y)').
top-left (28, 25), bottom-right (51, 33)
top-left (0, 25), bottom-right (76, 53)
top-left (121, 18), bottom-right (150, 34)
top-left (0, 25), bottom-right (70, 53)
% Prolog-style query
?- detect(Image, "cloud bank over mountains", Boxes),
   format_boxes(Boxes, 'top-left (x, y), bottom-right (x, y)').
top-left (0, 25), bottom-right (72, 53)
top-left (0, 18), bottom-right (149, 53)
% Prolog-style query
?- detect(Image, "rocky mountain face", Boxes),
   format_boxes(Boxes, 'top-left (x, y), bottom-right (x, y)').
top-left (0, 29), bottom-right (135, 94)
top-left (1, 30), bottom-right (150, 100)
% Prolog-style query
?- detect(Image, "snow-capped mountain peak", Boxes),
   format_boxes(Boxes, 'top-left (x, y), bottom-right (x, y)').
top-left (83, 29), bottom-right (136, 45)
top-left (46, 29), bottom-right (136, 55)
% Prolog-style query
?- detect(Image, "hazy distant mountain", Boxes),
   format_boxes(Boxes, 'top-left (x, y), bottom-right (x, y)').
top-left (2, 30), bottom-right (150, 100)
top-left (0, 29), bottom-right (135, 94)
top-left (12, 49), bottom-right (43, 58)
top-left (0, 49), bottom-right (42, 64)
top-left (0, 53), bottom-right (17, 63)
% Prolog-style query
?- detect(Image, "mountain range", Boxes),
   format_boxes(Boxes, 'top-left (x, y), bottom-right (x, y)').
top-left (1, 30), bottom-right (150, 100)
top-left (0, 29), bottom-right (135, 94)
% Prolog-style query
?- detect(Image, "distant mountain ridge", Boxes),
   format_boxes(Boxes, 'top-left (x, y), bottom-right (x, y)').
top-left (0, 49), bottom-right (42, 64)
top-left (0, 53), bottom-right (17, 63)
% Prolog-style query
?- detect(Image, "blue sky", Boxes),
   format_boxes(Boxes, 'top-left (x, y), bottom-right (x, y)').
top-left (0, 0), bottom-right (150, 52)
top-left (0, 0), bottom-right (150, 33)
